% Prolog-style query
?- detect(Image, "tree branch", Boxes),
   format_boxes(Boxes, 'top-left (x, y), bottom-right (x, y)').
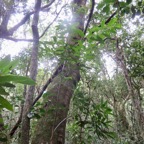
top-left (84, 0), bottom-right (95, 35)
top-left (32, 64), bottom-right (64, 106)
top-left (3, 37), bottom-right (34, 42)
top-left (8, 0), bottom-right (56, 35)
top-left (105, 11), bottom-right (117, 24)
top-left (5, 5), bottom-right (64, 42)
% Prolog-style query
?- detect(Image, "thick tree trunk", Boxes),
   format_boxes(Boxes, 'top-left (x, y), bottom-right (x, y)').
top-left (31, 0), bottom-right (86, 143)
top-left (32, 64), bottom-right (80, 144)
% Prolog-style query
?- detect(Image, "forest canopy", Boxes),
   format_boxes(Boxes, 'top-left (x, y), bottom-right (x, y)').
top-left (0, 0), bottom-right (144, 144)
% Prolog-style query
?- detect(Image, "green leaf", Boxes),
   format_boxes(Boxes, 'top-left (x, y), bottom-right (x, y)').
top-left (0, 87), bottom-right (9, 95)
top-left (119, 2), bottom-right (127, 7)
top-left (75, 29), bottom-right (84, 37)
top-left (103, 5), bottom-right (110, 14)
top-left (0, 105), bottom-right (3, 110)
top-left (0, 132), bottom-right (7, 142)
top-left (0, 137), bottom-right (7, 142)
top-left (0, 96), bottom-right (13, 111)
top-left (99, 34), bottom-right (105, 39)
top-left (53, 36), bottom-right (57, 42)
top-left (108, 18), bottom-right (117, 26)
top-left (0, 56), bottom-right (19, 74)
top-left (0, 82), bottom-right (15, 88)
top-left (0, 75), bottom-right (35, 85)
top-left (138, 1), bottom-right (142, 7)
top-left (101, 20), bottom-right (105, 28)
top-left (126, 0), bottom-right (132, 4)
top-left (115, 23), bottom-right (122, 29)
top-left (4, 59), bottom-right (18, 74)
top-left (95, 36), bottom-right (103, 42)
top-left (104, 0), bottom-right (115, 3)
top-left (107, 131), bottom-right (117, 138)
top-left (0, 55), bottom-right (11, 69)
top-left (33, 113), bottom-right (41, 119)
top-left (0, 118), bottom-right (4, 124)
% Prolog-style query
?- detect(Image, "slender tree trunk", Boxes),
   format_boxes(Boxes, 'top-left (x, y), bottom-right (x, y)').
top-left (0, 113), bottom-right (4, 144)
top-left (116, 39), bottom-right (144, 140)
top-left (21, 0), bottom-right (41, 144)
top-left (0, 113), bottom-right (4, 131)
top-left (31, 0), bottom-right (86, 143)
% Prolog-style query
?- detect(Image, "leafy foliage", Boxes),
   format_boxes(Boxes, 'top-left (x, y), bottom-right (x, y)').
top-left (0, 56), bottom-right (35, 112)
top-left (0, 56), bottom-right (35, 142)
top-left (67, 81), bottom-right (116, 143)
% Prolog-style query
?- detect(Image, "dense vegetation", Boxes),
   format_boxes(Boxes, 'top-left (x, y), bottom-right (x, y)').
top-left (0, 0), bottom-right (144, 143)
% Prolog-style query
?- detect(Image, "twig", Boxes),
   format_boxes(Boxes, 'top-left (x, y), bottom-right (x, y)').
top-left (39, 5), bottom-right (65, 39)
top-left (41, 0), bottom-right (55, 10)
top-left (50, 116), bottom-right (71, 142)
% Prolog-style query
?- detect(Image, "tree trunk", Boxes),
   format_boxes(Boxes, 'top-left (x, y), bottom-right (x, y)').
top-left (31, 0), bottom-right (86, 143)
top-left (0, 113), bottom-right (5, 144)
top-left (116, 39), bottom-right (144, 141)
top-left (21, 0), bottom-right (41, 144)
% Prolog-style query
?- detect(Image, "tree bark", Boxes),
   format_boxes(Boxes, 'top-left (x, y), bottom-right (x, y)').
top-left (21, 0), bottom-right (41, 144)
top-left (31, 0), bottom-right (86, 143)
top-left (0, 113), bottom-right (6, 144)
top-left (116, 39), bottom-right (144, 140)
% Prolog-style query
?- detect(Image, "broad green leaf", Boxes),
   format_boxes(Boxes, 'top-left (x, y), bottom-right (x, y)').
top-left (0, 96), bottom-right (13, 111)
top-left (0, 87), bottom-right (9, 95)
top-left (0, 75), bottom-right (35, 85)
top-left (0, 82), bottom-right (15, 88)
